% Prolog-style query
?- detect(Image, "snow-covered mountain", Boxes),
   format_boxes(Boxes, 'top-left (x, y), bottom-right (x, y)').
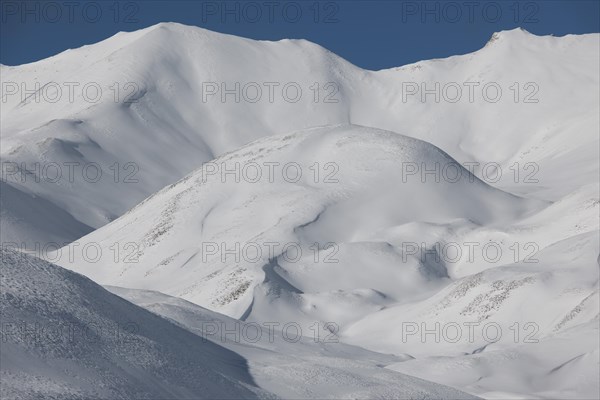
top-left (53, 124), bottom-right (543, 315)
top-left (0, 248), bottom-right (478, 399)
top-left (1, 22), bottom-right (598, 399)
top-left (0, 248), bottom-right (270, 399)
top-left (1, 23), bottom-right (598, 247)
top-left (106, 285), bottom-right (479, 400)
top-left (53, 124), bottom-right (599, 398)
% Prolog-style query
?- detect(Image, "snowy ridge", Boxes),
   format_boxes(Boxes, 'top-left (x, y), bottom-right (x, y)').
top-left (1, 23), bottom-right (598, 399)
top-left (1, 23), bottom-right (598, 245)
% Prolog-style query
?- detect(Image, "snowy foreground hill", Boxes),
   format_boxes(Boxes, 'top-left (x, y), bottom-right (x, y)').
top-left (0, 248), bottom-right (272, 399)
top-left (1, 23), bottom-right (599, 399)
top-left (1, 248), bottom-right (478, 399)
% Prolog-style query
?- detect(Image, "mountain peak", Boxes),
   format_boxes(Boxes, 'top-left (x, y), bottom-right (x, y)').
top-left (486, 27), bottom-right (534, 46)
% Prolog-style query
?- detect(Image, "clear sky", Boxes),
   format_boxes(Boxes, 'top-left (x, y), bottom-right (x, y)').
top-left (1, 0), bottom-right (599, 70)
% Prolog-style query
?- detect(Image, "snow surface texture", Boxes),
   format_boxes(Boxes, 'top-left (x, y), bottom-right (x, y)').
top-left (0, 248), bottom-right (477, 399)
top-left (0, 248), bottom-right (271, 399)
top-left (1, 23), bottom-right (598, 246)
top-left (56, 124), bottom-right (600, 399)
top-left (1, 23), bottom-right (599, 399)
top-left (106, 285), bottom-right (478, 400)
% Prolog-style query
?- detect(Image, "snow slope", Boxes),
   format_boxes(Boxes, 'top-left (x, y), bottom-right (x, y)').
top-left (2, 23), bottom-right (598, 399)
top-left (54, 124), bottom-right (542, 317)
top-left (0, 248), bottom-right (271, 399)
top-left (52, 123), bottom-right (599, 399)
top-left (107, 286), bottom-right (479, 399)
top-left (0, 248), bottom-right (477, 399)
top-left (1, 23), bottom-right (598, 246)
top-left (388, 320), bottom-right (599, 400)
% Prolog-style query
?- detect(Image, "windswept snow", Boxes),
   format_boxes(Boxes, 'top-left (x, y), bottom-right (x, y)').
top-left (54, 124), bottom-right (543, 316)
top-left (1, 23), bottom-right (598, 246)
top-left (54, 125), bottom-right (599, 399)
top-left (0, 248), bottom-right (478, 399)
top-left (1, 22), bottom-right (598, 399)
top-left (106, 286), bottom-right (479, 400)
top-left (0, 248), bottom-right (271, 399)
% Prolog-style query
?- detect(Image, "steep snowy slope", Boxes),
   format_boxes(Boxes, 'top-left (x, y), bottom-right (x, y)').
top-left (0, 248), bottom-right (478, 399)
top-left (54, 125), bottom-right (542, 317)
top-left (371, 29), bottom-right (600, 199)
top-left (340, 203), bottom-right (600, 399)
top-left (388, 320), bottom-right (599, 399)
top-left (0, 248), bottom-right (271, 399)
top-left (2, 22), bottom-right (598, 399)
top-left (344, 229), bottom-right (599, 352)
top-left (0, 22), bottom-right (354, 247)
top-left (2, 23), bottom-right (598, 246)
top-left (106, 286), bottom-right (479, 400)
top-left (0, 180), bottom-right (93, 245)
top-left (50, 123), bottom-right (598, 399)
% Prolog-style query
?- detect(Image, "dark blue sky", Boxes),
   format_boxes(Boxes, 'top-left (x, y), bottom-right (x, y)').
top-left (1, 0), bottom-right (599, 70)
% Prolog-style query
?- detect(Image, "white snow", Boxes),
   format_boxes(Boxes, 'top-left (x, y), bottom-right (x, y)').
top-left (1, 23), bottom-right (598, 399)
top-left (106, 285), bottom-right (479, 399)
top-left (1, 24), bottom-right (598, 246)
top-left (0, 248), bottom-right (477, 399)
top-left (0, 248), bottom-right (272, 399)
